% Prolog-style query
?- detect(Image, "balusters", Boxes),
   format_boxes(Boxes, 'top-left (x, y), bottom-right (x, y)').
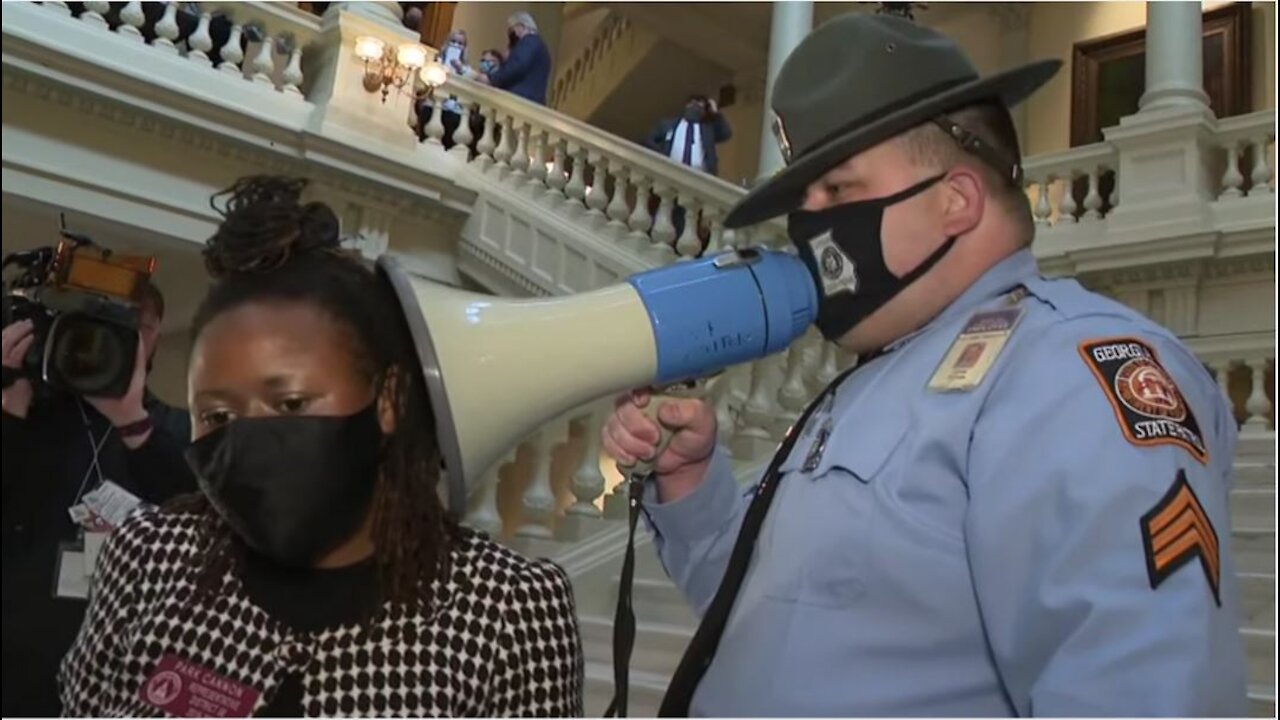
top-left (1242, 358), bottom-right (1273, 435)
top-left (493, 114), bottom-right (516, 178)
top-left (187, 12), bottom-right (215, 67)
top-left (509, 122), bottom-right (531, 182)
top-left (79, 0), bottom-right (109, 28)
top-left (251, 33), bottom-right (276, 85)
top-left (1058, 174), bottom-right (1077, 223)
top-left (584, 153), bottom-right (611, 228)
top-left (1250, 137), bottom-right (1273, 193)
top-left (779, 330), bottom-right (819, 411)
top-left (562, 143), bottom-right (588, 216)
top-left (604, 160), bottom-right (631, 242)
top-left (1082, 169), bottom-right (1103, 220)
top-left (777, 341), bottom-right (811, 421)
top-left (282, 46), bottom-right (304, 97)
top-left (737, 355), bottom-right (787, 454)
top-left (625, 173), bottom-right (654, 256)
top-left (525, 127), bottom-right (548, 194)
top-left (702, 206), bottom-right (726, 255)
top-left (516, 427), bottom-right (561, 539)
top-left (648, 185), bottom-right (679, 264)
top-left (713, 373), bottom-right (741, 447)
top-left (219, 23), bottom-right (246, 76)
top-left (675, 195), bottom-right (704, 259)
top-left (448, 104), bottom-right (475, 160)
top-left (1221, 142), bottom-right (1245, 198)
top-left (720, 226), bottom-right (741, 251)
top-left (40, 2), bottom-right (72, 16)
top-left (466, 459), bottom-right (507, 536)
top-left (543, 136), bottom-right (569, 205)
top-left (424, 96), bottom-right (447, 146)
top-left (153, 2), bottom-right (181, 54)
top-left (1211, 360), bottom-right (1234, 407)
top-left (475, 107), bottom-right (498, 172)
top-left (1033, 181), bottom-right (1051, 225)
top-left (567, 409), bottom-right (607, 517)
top-left (116, 1), bottom-right (146, 41)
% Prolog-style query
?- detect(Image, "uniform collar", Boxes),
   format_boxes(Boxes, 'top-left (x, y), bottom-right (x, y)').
top-left (882, 248), bottom-right (1040, 355)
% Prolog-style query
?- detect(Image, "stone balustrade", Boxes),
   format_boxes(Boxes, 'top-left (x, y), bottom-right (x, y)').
top-left (39, 0), bottom-right (320, 97)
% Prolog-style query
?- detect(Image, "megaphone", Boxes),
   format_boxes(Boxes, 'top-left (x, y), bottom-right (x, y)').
top-left (377, 247), bottom-right (818, 514)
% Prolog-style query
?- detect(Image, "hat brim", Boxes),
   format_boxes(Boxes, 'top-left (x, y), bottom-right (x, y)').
top-left (724, 59), bottom-right (1062, 229)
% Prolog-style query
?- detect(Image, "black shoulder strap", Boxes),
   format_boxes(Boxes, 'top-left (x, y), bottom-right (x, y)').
top-left (657, 363), bottom-right (861, 717)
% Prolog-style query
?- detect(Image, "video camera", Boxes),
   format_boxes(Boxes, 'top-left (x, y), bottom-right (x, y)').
top-left (2, 219), bottom-right (157, 398)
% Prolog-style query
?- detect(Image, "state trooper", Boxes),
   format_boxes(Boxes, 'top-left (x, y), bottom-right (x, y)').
top-left (602, 13), bottom-right (1248, 717)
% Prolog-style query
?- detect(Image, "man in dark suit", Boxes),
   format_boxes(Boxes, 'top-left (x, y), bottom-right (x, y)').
top-left (478, 12), bottom-right (552, 105)
top-left (645, 95), bottom-right (734, 247)
top-left (645, 95), bottom-right (733, 176)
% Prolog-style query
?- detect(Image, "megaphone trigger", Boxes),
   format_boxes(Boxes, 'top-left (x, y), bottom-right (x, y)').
top-left (616, 380), bottom-right (708, 481)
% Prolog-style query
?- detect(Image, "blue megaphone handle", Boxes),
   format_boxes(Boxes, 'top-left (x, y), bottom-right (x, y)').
top-left (627, 248), bottom-right (818, 385)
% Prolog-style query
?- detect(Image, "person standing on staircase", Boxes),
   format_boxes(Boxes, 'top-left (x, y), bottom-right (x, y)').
top-left (602, 13), bottom-right (1248, 717)
top-left (476, 12), bottom-right (552, 105)
top-left (646, 95), bottom-right (733, 177)
top-left (645, 94), bottom-right (733, 246)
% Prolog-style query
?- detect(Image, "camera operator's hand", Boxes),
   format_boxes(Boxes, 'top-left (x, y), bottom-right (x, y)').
top-left (2, 319), bottom-right (36, 419)
top-left (85, 337), bottom-right (150, 448)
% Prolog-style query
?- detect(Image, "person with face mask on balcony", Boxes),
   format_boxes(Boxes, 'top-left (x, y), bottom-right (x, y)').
top-left (59, 176), bottom-right (584, 717)
top-left (645, 94), bottom-right (733, 178)
top-left (603, 13), bottom-right (1248, 717)
top-left (644, 93), bottom-right (734, 248)
top-left (475, 12), bottom-right (551, 105)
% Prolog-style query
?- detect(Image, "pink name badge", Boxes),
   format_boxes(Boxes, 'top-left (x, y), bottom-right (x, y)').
top-left (140, 654), bottom-right (261, 717)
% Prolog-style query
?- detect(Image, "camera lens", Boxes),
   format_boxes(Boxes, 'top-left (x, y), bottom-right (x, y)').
top-left (50, 315), bottom-right (133, 396)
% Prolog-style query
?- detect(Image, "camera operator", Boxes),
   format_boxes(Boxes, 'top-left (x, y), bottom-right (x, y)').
top-left (1, 280), bottom-right (195, 718)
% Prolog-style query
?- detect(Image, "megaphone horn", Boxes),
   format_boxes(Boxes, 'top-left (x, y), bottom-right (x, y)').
top-left (377, 247), bottom-right (818, 515)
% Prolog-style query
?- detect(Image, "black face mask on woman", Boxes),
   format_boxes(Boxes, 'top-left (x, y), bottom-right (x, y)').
top-left (184, 403), bottom-right (383, 567)
top-left (786, 174), bottom-right (955, 341)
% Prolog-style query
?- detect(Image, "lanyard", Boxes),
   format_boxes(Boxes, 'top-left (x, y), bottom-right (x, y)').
top-left (73, 400), bottom-right (114, 506)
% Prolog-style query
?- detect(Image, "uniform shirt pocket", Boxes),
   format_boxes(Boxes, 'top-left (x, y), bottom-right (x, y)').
top-left (761, 410), bottom-right (910, 609)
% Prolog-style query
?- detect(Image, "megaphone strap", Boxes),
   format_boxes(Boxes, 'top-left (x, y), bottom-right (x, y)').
top-left (603, 478), bottom-right (645, 718)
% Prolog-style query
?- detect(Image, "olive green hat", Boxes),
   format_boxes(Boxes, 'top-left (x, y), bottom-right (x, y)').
top-left (724, 13), bottom-right (1060, 229)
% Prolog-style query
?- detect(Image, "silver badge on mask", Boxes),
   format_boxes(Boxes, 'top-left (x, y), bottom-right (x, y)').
top-left (808, 231), bottom-right (859, 298)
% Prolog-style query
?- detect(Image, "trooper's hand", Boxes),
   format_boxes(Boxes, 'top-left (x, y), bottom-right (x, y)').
top-left (1, 319), bottom-right (36, 418)
top-left (602, 390), bottom-right (717, 500)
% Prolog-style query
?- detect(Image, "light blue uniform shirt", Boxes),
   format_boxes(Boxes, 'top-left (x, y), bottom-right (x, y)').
top-left (645, 249), bottom-right (1248, 716)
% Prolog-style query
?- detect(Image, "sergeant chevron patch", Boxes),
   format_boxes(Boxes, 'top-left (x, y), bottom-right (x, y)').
top-left (1078, 337), bottom-right (1209, 464)
top-left (1141, 470), bottom-right (1221, 606)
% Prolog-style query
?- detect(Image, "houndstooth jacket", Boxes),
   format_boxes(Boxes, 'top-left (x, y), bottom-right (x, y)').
top-left (59, 509), bottom-right (584, 717)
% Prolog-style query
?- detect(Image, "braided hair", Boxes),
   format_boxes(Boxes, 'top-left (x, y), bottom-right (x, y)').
top-left (170, 176), bottom-right (459, 613)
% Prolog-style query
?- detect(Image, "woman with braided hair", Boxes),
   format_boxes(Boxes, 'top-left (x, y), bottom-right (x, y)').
top-left (58, 176), bottom-right (584, 717)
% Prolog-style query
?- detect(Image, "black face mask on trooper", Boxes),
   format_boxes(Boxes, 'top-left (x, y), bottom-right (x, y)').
top-left (786, 174), bottom-right (956, 341)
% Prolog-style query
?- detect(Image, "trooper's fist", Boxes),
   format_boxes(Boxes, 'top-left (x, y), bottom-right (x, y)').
top-left (602, 390), bottom-right (717, 498)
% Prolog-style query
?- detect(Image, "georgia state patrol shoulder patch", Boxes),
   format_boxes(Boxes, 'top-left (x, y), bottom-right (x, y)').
top-left (1078, 337), bottom-right (1209, 464)
top-left (1141, 470), bottom-right (1221, 605)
